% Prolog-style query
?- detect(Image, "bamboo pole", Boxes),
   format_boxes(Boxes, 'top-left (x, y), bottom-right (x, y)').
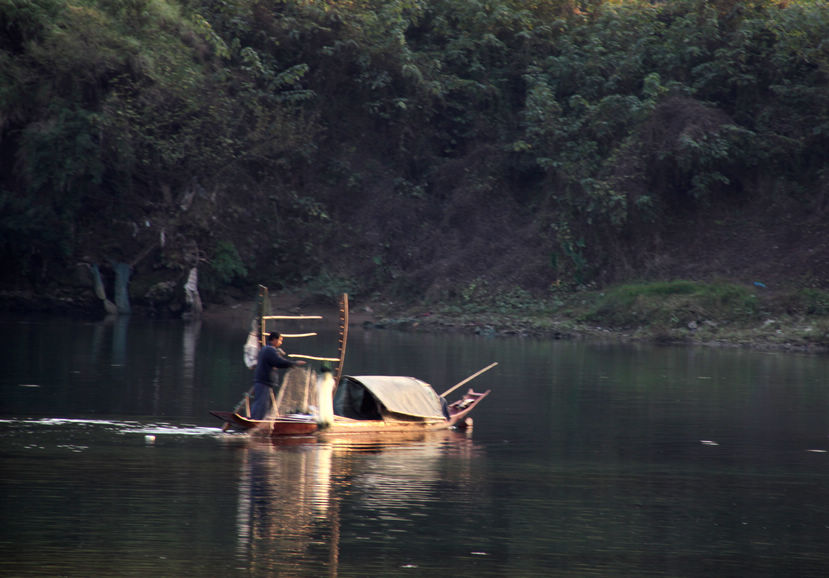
top-left (302, 369), bottom-right (312, 413)
top-left (269, 387), bottom-right (278, 416)
top-left (440, 362), bottom-right (498, 398)
top-left (261, 315), bottom-right (323, 344)
top-left (289, 354), bottom-right (340, 362)
top-left (262, 315), bottom-right (324, 320)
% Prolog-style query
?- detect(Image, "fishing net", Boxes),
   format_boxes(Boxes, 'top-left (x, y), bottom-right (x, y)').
top-left (275, 366), bottom-right (319, 416)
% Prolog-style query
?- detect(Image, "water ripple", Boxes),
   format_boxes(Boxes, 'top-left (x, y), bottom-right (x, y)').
top-left (1, 417), bottom-right (227, 438)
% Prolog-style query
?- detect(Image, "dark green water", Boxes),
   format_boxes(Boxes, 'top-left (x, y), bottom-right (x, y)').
top-left (1, 314), bottom-right (828, 576)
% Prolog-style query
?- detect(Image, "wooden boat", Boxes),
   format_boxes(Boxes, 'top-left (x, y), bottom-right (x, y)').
top-left (211, 288), bottom-right (494, 438)
top-left (211, 376), bottom-right (491, 437)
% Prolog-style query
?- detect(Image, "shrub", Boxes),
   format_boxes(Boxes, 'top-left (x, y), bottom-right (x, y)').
top-left (584, 281), bottom-right (760, 328)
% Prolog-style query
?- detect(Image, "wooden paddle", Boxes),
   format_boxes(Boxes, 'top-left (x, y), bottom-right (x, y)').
top-left (222, 386), bottom-right (253, 430)
top-left (230, 386), bottom-right (253, 415)
top-left (440, 362), bottom-right (498, 398)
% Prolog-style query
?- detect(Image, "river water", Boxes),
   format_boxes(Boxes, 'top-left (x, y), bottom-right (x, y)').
top-left (1, 313), bottom-right (828, 576)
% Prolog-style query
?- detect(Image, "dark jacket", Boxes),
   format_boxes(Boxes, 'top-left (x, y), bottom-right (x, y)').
top-left (253, 345), bottom-right (297, 387)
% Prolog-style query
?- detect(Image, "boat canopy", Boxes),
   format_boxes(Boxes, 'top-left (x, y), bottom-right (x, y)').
top-left (334, 376), bottom-right (446, 420)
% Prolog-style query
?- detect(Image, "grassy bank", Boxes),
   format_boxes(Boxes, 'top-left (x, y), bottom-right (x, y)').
top-left (4, 280), bottom-right (827, 353)
top-left (357, 281), bottom-right (829, 352)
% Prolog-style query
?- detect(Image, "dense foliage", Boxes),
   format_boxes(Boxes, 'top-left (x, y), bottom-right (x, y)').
top-left (1, 0), bottom-right (827, 310)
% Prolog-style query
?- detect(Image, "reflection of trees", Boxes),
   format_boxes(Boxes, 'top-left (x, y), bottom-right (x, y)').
top-left (83, 315), bottom-right (206, 417)
top-left (180, 320), bottom-right (201, 417)
top-left (234, 432), bottom-right (481, 576)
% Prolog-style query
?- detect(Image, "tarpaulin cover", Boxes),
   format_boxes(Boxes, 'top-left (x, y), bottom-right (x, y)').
top-left (336, 376), bottom-right (445, 420)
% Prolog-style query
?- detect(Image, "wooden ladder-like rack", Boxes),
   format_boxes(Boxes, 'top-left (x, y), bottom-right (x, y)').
top-left (333, 293), bottom-right (349, 385)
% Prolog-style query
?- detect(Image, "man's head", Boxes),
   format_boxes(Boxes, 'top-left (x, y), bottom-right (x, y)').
top-left (268, 332), bottom-right (282, 346)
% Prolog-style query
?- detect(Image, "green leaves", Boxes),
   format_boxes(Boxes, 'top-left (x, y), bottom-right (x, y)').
top-left (1, 0), bottom-right (827, 297)
top-left (210, 240), bottom-right (247, 284)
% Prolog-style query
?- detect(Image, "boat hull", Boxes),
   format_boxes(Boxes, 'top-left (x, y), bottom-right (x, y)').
top-left (211, 388), bottom-right (490, 438)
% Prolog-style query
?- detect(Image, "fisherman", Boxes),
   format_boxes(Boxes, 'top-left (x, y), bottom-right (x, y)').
top-left (251, 332), bottom-right (306, 420)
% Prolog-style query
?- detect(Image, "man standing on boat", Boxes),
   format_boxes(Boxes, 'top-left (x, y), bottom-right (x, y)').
top-left (251, 332), bottom-right (306, 420)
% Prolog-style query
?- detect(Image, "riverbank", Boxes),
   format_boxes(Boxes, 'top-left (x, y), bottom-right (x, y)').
top-left (3, 280), bottom-right (827, 353)
top-left (202, 282), bottom-right (829, 354)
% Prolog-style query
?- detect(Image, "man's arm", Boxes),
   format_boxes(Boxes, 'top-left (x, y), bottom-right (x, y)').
top-left (271, 348), bottom-right (299, 369)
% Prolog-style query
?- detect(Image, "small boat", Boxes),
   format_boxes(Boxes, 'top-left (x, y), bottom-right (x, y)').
top-left (211, 287), bottom-right (495, 438)
top-left (211, 374), bottom-right (491, 437)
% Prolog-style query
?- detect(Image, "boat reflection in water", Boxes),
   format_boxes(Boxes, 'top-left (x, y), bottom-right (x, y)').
top-left (233, 430), bottom-right (481, 576)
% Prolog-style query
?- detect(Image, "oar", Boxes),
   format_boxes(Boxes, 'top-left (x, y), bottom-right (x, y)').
top-left (221, 386), bottom-right (254, 430)
top-left (231, 387), bottom-right (254, 414)
top-left (441, 362), bottom-right (498, 398)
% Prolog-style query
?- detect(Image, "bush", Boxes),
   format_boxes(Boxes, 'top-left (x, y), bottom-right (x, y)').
top-left (584, 281), bottom-right (760, 328)
top-left (210, 241), bottom-right (247, 284)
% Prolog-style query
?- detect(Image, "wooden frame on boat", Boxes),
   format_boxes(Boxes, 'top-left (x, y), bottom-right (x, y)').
top-left (211, 288), bottom-right (494, 438)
